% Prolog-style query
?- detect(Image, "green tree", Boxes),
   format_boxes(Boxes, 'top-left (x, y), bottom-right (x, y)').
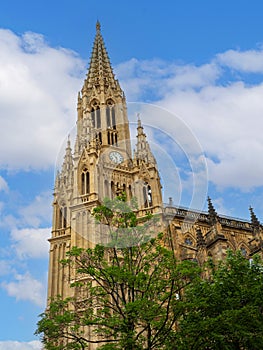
top-left (36, 195), bottom-right (199, 350)
top-left (175, 251), bottom-right (263, 350)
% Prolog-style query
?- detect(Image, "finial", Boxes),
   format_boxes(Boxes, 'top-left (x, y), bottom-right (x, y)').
top-left (66, 134), bottom-right (71, 148)
top-left (137, 113), bottom-right (142, 127)
top-left (96, 21), bottom-right (101, 32)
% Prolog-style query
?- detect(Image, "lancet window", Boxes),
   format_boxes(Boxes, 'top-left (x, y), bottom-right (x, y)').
top-left (185, 237), bottom-right (193, 246)
top-left (91, 100), bottom-right (101, 129)
top-left (81, 168), bottom-right (90, 194)
top-left (58, 205), bottom-right (67, 229)
top-left (97, 132), bottom-right (102, 144)
top-left (128, 185), bottom-right (132, 200)
top-left (107, 131), bottom-right (118, 146)
top-left (104, 179), bottom-right (109, 198)
top-left (143, 183), bottom-right (153, 208)
top-left (106, 99), bottom-right (116, 129)
top-left (111, 181), bottom-right (115, 198)
top-left (240, 246), bottom-right (247, 257)
top-left (106, 100), bottom-right (117, 146)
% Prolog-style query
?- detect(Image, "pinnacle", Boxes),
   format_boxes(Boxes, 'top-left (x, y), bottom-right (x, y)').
top-left (207, 196), bottom-right (218, 224)
top-left (62, 136), bottom-right (73, 174)
top-left (136, 114), bottom-right (144, 136)
top-left (137, 113), bottom-right (142, 127)
top-left (249, 206), bottom-right (260, 229)
top-left (134, 116), bottom-right (156, 165)
top-left (196, 228), bottom-right (206, 248)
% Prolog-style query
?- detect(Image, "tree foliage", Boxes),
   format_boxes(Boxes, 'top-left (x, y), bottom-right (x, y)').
top-left (36, 195), bottom-right (198, 349)
top-left (174, 251), bottom-right (263, 350)
top-left (36, 195), bottom-right (263, 349)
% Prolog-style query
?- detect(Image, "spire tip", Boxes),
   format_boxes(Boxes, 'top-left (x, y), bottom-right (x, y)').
top-left (137, 113), bottom-right (142, 127)
top-left (96, 21), bottom-right (101, 32)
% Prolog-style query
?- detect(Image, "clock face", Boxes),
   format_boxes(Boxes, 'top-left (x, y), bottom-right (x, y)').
top-left (109, 151), bottom-right (124, 164)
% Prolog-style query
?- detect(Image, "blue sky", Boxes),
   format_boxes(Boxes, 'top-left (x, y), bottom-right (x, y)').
top-left (1, 0), bottom-right (263, 348)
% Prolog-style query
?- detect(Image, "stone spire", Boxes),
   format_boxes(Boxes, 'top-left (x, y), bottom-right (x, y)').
top-left (82, 21), bottom-right (123, 99)
top-left (134, 115), bottom-right (156, 165)
top-left (207, 196), bottom-right (218, 225)
top-left (249, 206), bottom-right (261, 230)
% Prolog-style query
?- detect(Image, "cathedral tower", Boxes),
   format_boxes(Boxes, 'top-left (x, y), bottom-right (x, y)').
top-left (47, 22), bottom-right (163, 301)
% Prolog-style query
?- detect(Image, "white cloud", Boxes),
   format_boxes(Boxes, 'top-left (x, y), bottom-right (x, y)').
top-left (19, 191), bottom-right (52, 227)
top-left (1, 272), bottom-right (46, 307)
top-left (0, 340), bottom-right (42, 350)
top-left (0, 213), bottom-right (19, 230)
top-left (115, 58), bottom-right (220, 101)
top-left (0, 29), bottom-right (85, 171)
top-left (161, 82), bottom-right (263, 190)
top-left (217, 48), bottom-right (263, 73)
top-left (1, 28), bottom-right (263, 191)
top-left (11, 227), bottom-right (50, 259)
top-left (128, 103), bottom-right (209, 208)
top-left (211, 197), bottom-right (230, 216)
top-left (117, 49), bottom-right (263, 191)
top-left (0, 260), bottom-right (14, 276)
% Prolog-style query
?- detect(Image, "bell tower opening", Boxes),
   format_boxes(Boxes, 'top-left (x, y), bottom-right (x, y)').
top-left (106, 99), bottom-right (116, 129)
top-left (91, 100), bottom-right (101, 129)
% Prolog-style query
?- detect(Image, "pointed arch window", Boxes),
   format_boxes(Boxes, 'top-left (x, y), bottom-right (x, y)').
top-left (128, 185), bottom-right (132, 200)
top-left (123, 183), bottom-right (126, 197)
top-left (91, 100), bottom-right (101, 129)
top-left (104, 179), bottom-right (109, 198)
top-left (143, 182), bottom-right (153, 208)
top-left (111, 181), bottom-right (115, 199)
top-left (106, 100), bottom-right (116, 129)
top-left (107, 131), bottom-right (118, 146)
top-left (63, 207), bottom-right (67, 228)
top-left (58, 205), bottom-right (67, 229)
top-left (97, 132), bottom-right (102, 144)
top-left (58, 206), bottom-right (63, 228)
top-left (240, 246), bottom-right (247, 257)
top-left (112, 107), bottom-right (116, 129)
top-left (147, 185), bottom-right (153, 206)
top-left (106, 108), bottom-right (111, 128)
top-left (81, 168), bottom-right (90, 194)
top-left (143, 186), bottom-right (148, 208)
top-left (106, 100), bottom-right (118, 146)
top-left (185, 237), bottom-right (193, 246)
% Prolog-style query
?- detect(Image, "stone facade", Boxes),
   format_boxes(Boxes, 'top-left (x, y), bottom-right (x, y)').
top-left (46, 22), bottom-right (263, 347)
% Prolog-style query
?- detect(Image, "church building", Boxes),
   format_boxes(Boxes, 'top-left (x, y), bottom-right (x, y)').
top-left (47, 21), bottom-right (263, 320)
